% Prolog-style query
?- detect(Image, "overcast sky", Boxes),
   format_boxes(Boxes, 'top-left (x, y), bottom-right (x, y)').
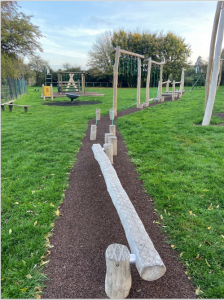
top-left (18, 1), bottom-right (221, 71)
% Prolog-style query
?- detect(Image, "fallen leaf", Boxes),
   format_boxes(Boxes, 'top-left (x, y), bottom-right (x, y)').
top-left (32, 191), bottom-right (35, 194)
top-left (22, 260), bottom-right (26, 265)
top-left (51, 174), bottom-right (55, 176)
top-left (34, 286), bottom-right (42, 292)
top-left (15, 202), bottom-right (19, 204)
top-left (195, 286), bottom-right (204, 295)
top-left (171, 244), bottom-right (175, 248)
top-left (14, 281), bottom-right (19, 285)
top-left (35, 294), bottom-right (41, 299)
top-left (9, 229), bottom-right (12, 234)
top-left (205, 259), bottom-right (211, 267)
top-left (216, 204), bottom-right (220, 208)
top-left (221, 235), bottom-right (224, 239)
top-left (208, 203), bottom-right (213, 210)
top-left (179, 252), bottom-right (184, 257)
top-left (203, 189), bottom-right (208, 192)
top-left (19, 288), bottom-right (28, 292)
top-left (201, 194), bottom-right (204, 197)
top-left (185, 271), bottom-right (188, 275)
top-left (188, 277), bottom-right (192, 279)
top-left (205, 241), bottom-right (211, 245)
top-left (34, 221), bottom-right (37, 226)
top-left (160, 215), bottom-right (163, 220)
top-left (25, 274), bottom-right (32, 279)
top-left (207, 226), bottom-right (211, 230)
top-left (50, 203), bottom-right (54, 207)
top-left (196, 254), bottom-right (200, 259)
top-left (167, 196), bottom-right (170, 200)
top-left (55, 209), bottom-right (60, 216)
top-left (189, 211), bottom-right (192, 215)
top-left (40, 260), bottom-right (49, 265)
top-left (50, 223), bottom-right (54, 227)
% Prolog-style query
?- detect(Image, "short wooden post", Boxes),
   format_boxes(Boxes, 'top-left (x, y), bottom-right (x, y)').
top-left (105, 244), bottom-right (131, 299)
top-left (90, 125), bottom-right (97, 140)
top-left (205, 1), bottom-right (223, 110)
top-left (113, 46), bottom-right (120, 117)
top-left (1, 105), bottom-right (5, 111)
top-left (172, 81), bottom-right (175, 101)
top-left (109, 125), bottom-right (116, 136)
top-left (137, 57), bottom-right (141, 108)
top-left (103, 143), bottom-right (113, 163)
top-left (96, 109), bottom-right (100, 120)
top-left (24, 107), bottom-right (28, 113)
top-left (9, 105), bottom-right (13, 112)
top-left (108, 136), bottom-right (117, 156)
top-left (139, 103), bottom-right (143, 109)
top-left (82, 74), bottom-right (85, 94)
top-left (145, 57), bottom-right (152, 105)
top-left (166, 80), bottom-right (170, 92)
top-left (105, 133), bottom-right (113, 144)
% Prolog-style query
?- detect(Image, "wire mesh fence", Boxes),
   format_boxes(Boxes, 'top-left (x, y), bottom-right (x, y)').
top-left (1, 77), bottom-right (28, 103)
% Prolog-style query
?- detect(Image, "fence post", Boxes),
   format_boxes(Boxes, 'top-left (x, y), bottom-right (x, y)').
top-left (172, 80), bottom-right (175, 101)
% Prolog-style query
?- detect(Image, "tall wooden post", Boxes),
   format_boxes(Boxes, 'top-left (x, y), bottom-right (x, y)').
top-left (137, 57), bottom-right (141, 108)
top-left (82, 74), bottom-right (85, 94)
top-left (217, 59), bottom-right (223, 90)
top-left (172, 80), bottom-right (175, 101)
top-left (146, 57), bottom-right (152, 105)
top-left (50, 84), bottom-right (53, 101)
top-left (180, 68), bottom-right (186, 97)
top-left (202, 2), bottom-right (224, 126)
top-left (166, 80), bottom-right (170, 92)
top-left (159, 64), bottom-right (163, 99)
top-left (113, 46), bottom-right (120, 117)
top-left (205, 1), bottom-right (223, 110)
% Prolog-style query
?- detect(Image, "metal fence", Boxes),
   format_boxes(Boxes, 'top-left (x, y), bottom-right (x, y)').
top-left (1, 77), bottom-right (27, 103)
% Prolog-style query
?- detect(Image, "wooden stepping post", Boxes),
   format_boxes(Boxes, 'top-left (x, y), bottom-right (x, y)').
top-left (105, 243), bottom-right (131, 299)
top-left (90, 125), bottom-right (97, 140)
top-left (103, 143), bottom-right (113, 163)
top-left (109, 125), bottom-right (116, 136)
top-left (108, 136), bottom-right (117, 156)
top-left (1, 105), bottom-right (5, 111)
top-left (105, 133), bottom-right (113, 144)
top-left (9, 105), bottom-right (13, 112)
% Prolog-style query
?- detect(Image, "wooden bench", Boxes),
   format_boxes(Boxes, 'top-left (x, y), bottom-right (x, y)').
top-left (1, 104), bottom-right (31, 113)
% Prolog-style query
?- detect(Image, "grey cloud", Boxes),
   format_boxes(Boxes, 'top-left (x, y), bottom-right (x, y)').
top-left (90, 16), bottom-right (112, 26)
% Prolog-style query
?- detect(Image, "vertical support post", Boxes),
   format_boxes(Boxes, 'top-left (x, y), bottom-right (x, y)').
top-left (90, 125), bottom-right (97, 141)
top-left (24, 107), bottom-right (28, 113)
top-left (82, 74), bottom-right (85, 94)
top-left (50, 84), bottom-right (53, 101)
top-left (96, 109), bottom-right (100, 121)
top-left (145, 57), bottom-right (152, 105)
top-left (137, 57), bottom-right (141, 108)
top-left (180, 68), bottom-right (185, 97)
top-left (42, 84), bottom-right (45, 101)
top-left (172, 80), bottom-right (175, 101)
top-left (109, 125), bottom-right (116, 136)
top-left (108, 136), bottom-right (117, 156)
top-left (202, 2), bottom-right (224, 126)
top-left (205, 1), bottom-right (223, 110)
top-left (103, 143), bottom-right (113, 163)
top-left (166, 80), bottom-right (170, 92)
top-left (113, 46), bottom-right (120, 117)
top-left (159, 64), bottom-right (163, 100)
top-left (217, 59), bottom-right (223, 90)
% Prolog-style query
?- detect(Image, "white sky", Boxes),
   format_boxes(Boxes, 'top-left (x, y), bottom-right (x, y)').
top-left (18, 1), bottom-right (222, 71)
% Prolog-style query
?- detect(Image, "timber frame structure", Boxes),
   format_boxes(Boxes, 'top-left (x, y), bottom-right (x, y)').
top-left (111, 46), bottom-right (144, 116)
top-left (57, 72), bottom-right (86, 94)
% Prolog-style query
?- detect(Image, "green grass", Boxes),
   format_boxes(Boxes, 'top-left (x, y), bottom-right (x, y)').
top-left (116, 86), bottom-right (224, 298)
top-left (1, 85), bottom-right (223, 298)
top-left (1, 86), bottom-right (155, 299)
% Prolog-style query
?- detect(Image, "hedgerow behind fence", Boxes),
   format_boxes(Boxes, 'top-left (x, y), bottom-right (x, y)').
top-left (1, 77), bottom-right (27, 103)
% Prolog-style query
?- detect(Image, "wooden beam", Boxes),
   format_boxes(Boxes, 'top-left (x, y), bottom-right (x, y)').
top-left (111, 47), bottom-right (144, 59)
top-left (203, 1), bottom-right (224, 126)
top-left (151, 60), bottom-right (166, 65)
top-left (205, 1), bottom-right (223, 110)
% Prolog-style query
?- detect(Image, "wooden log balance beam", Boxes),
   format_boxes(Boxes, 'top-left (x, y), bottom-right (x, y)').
top-left (92, 144), bottom-right (166, 282)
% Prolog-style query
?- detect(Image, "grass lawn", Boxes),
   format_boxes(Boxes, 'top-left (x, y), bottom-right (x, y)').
top-left (116, 86), bottom-right (224, 298)
top-left (1, 85), bottom-right (223, 298)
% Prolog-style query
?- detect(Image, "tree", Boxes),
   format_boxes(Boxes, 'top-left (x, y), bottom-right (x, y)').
top-left (28, 55), bottom-right (49, 86)
top-left (62, 63), bottom-right (82, 72)
top-left (1, 1), bottom-right (43, 78)
top-left (87, 31), bottom-right (114, 81)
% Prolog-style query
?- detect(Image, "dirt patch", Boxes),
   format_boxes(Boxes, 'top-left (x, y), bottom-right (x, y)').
top-left (213, 113), bottom-right (224, 119)
top-left (43, 97), bottom-right (196, 298)
top-left (42, 100), bottom-right (102, 107)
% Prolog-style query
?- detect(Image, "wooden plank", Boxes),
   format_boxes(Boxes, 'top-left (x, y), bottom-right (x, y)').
top-left (151, 60), bottom-right (166, 65)
top-left (111, 47), bottom-right (144, 59)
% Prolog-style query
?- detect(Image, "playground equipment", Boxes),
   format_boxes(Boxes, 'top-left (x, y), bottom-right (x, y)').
top-left (217, 58), bottom-right (224, 90)
top-left (111, 46), bottom-right (144, 116)
top-left (44, 68), bottom-right (52, 86)
top-left (146, 57), bottom-right (166, 104)
top-left (42, 84), bottom-right (53, 101)
top-left (92, 143), bottom-right (166, 298)
top-left (203, 1), bottom-right (224, 126)
top-left (65, 93), bottom-right (80, 101)
top-left (57, 72), bottom-right (86, 94)
top-left (190, 59), bottom-right (206, 91)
